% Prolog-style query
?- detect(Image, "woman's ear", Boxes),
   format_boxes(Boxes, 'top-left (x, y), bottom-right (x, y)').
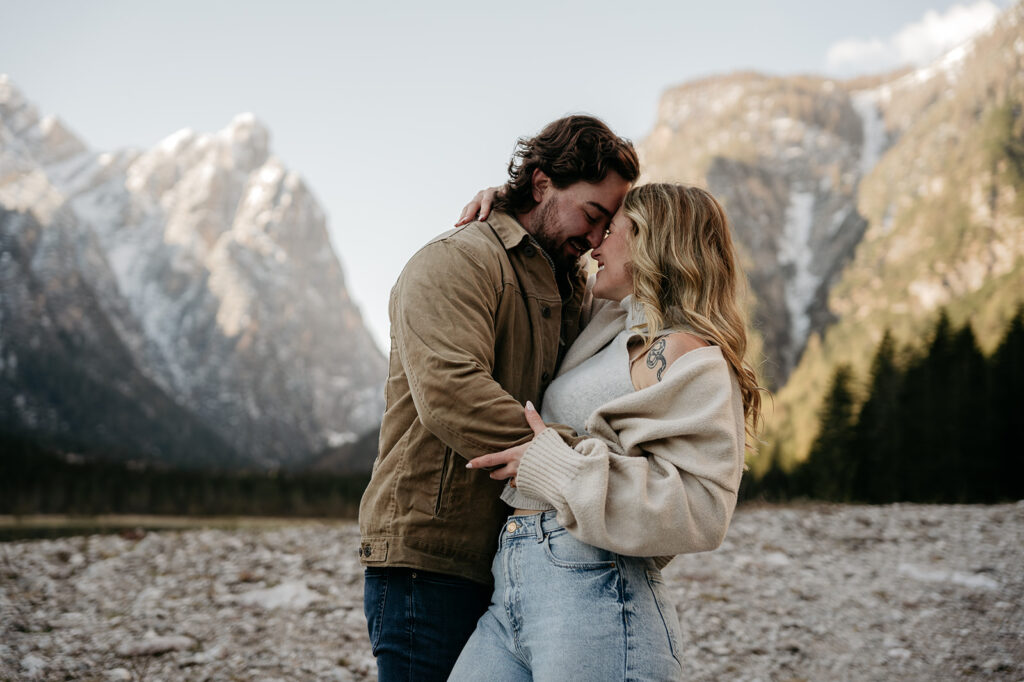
top-left (531, 168), bottom-right (551, 203)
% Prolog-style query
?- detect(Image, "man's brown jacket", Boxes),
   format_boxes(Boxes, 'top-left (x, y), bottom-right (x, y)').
top-left (358, 211), bottom-right (586, 585)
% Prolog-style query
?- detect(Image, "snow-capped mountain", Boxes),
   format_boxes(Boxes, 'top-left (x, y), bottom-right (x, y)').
top-left (0, 76), bottom-right (385, 469)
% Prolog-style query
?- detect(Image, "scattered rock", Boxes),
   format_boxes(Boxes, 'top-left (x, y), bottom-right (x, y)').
top-left (233, 580), bottom-right (322, 610)
top-left (0, 504), bottom-right (1021, 681)
top-left (897, 562), bottom-right (1001, 590)
top-left (984, 658), bottom-right (1004, 671)
top-left (116, 634), bottom-right (194, 657)
top-left (762, 551), bottom-right (790, 567)
top-left (20, 653), bottom-right (46, 678)
top-left (778, 639), bottom-right (802, 653)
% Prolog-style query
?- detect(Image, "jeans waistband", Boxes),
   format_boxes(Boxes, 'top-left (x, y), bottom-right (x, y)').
top-left (502, 508), bottom-right (561, 542)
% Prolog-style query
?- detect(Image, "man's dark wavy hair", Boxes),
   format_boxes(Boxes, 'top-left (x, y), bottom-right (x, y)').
top-left (494, 115), bottom-right (640, 215)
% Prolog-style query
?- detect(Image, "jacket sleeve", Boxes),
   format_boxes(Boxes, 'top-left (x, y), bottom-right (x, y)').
top-left (513, 349), bottom-right (745, 557)
top-left (391, 238), bottom-right (536, 459)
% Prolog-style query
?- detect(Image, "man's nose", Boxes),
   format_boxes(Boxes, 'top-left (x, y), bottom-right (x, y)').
top-left (587, 226), bottom-right (606, 250)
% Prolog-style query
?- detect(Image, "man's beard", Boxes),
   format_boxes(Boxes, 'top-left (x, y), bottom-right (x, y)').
top-left (531, 197), bottom-right (584, 278)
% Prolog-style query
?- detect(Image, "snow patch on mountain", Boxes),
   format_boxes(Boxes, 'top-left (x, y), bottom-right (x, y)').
top-left (779, 190), bottom-right (818, 358)
top-left (850, 90), bottom-right (888, 176)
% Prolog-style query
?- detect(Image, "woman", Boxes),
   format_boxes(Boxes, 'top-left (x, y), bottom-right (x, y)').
top-left (448, 183), bottom-right (762, 681)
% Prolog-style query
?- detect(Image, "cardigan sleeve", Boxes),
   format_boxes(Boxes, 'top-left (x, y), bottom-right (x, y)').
top-left (513, 347), bottom-right (746, 557)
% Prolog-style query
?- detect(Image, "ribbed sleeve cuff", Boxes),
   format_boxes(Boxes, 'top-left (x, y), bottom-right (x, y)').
top-left (499, 484), bottom-right (551, 511)
top-left (515, 427), bottom-right (585, 507)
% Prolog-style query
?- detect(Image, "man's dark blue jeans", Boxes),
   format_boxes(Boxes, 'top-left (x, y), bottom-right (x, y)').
top-left (363, 566), bottom-right (492, 681)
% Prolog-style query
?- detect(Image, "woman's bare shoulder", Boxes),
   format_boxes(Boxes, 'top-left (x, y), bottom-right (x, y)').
top-left (630, 331), bottom-right (710, 390)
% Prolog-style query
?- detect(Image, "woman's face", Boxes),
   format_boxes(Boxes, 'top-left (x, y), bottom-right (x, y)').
top-left (590, 209), bottom-right (634, 302)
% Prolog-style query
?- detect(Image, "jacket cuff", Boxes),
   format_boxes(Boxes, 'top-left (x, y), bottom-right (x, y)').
top-left (515, 428), bottom-right (585, 507)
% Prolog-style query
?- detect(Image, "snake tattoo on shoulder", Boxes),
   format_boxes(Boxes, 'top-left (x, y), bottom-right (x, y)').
top-left (645, 338), bottom-right (668, 382)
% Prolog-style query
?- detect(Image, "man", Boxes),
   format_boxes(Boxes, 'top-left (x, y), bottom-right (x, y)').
top-left (358, 115), bottom-right (639, 681)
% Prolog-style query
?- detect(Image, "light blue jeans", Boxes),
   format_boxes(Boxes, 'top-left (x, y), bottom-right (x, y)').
top-left (449, 510), bottom-right (683, 681)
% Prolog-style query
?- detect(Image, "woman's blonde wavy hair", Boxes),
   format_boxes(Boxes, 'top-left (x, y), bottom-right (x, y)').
top-left (623, 183), bottom-right (763, 442)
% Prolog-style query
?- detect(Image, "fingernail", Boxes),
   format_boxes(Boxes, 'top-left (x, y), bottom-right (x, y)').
top-left (465, 462), bottom-right (473, 468)
top-left (526, 400), bottom-right (536, 412)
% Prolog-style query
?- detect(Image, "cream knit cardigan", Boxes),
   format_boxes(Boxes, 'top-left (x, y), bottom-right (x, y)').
top-left (512, 297), bottom-right (747, 565)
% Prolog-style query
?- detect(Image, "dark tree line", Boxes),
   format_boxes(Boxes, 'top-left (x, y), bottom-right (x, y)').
top-left (743, 307), bottom-right (1024, 503)
top-left (0, 433), bottom-right (370, 518)
top-left (5, 306), bottom-right (1021, 519)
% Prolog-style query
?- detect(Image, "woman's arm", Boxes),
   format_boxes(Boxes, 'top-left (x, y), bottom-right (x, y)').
top-left (512, 348), bottom-right (746, 557)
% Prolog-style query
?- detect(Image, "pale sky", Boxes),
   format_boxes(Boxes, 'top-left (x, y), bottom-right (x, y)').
top-left (0, 0), bottom-right (1010, 350)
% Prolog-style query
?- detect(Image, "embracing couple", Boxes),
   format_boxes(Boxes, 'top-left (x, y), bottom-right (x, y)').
top-left (358, 115), bottom-right (762, 681)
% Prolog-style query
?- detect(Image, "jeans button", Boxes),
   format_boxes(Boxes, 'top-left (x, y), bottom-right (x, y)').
top-left (506, 521), bottom-right (518, 533)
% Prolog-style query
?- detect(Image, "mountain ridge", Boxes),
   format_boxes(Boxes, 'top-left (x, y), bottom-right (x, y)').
top-left (638, 3), bottom-right (1023, 466)
top-left (0, 76), bottom-right (386, 469)
top-left (2, 4), bottom-right (1021, 472)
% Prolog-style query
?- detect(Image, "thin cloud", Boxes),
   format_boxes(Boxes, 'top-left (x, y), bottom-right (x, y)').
top-left (825, 1), bottom-right (1001, 75)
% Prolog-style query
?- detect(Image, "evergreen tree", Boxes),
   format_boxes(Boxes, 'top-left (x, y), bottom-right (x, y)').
top-left (801, 365), bottom-right (858, 501)
top-left (759, 442), bottom-right (792, 501)
top-left (851, 331), bottom-right (903, 502)
top-left (899, 311), bottom-right (954, 501)
top-left (990, 306), bottom-right (1024, 500)
top-left (947, 324), bottom-right (990, 501)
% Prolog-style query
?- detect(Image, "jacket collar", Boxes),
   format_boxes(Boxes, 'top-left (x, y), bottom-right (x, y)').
top-left (486, 210), bottom-right (587, 303)
top-left (485, 211), bottom-right (532, 250)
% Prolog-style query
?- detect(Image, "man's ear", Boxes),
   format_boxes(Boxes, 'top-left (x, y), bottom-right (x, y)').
top-left (531, 169), bottom-right (551, 203)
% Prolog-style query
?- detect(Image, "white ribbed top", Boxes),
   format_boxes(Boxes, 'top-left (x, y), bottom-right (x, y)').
top-left (539, 299), bottom-right (641, 436)
top-left (501, 297), bottom-right (644, 510)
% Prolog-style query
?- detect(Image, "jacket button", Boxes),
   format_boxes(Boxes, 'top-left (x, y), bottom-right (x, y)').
top-left (364, 545), bottom-right (372, 557)
top-left (542, 306), bottom-right (551, 318)
top-left (524, 245), bottom-right (536, 257)
top-left (358, 547), bottom-right (363, 557)
top-left (542, 371), bottom-right (550, 382)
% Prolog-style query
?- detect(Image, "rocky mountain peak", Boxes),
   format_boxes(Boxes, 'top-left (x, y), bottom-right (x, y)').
top-left (0, 74), bottom-right (88, 168)
top-left (126, 113), bottom-right (269, 205)
top-left (640, 4), bottom-right (1021, 394)
top-left (757, 3), bottom-right (1024, 467)
top-left (0, 79), bottom-right (386, 470)
top-left (642, 72), bottom-right (872, 384)
top-left (219, 112), bottom-right (270, 171)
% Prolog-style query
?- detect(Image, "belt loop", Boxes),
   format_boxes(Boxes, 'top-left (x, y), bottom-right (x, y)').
top-left (535, 515), bottom-right (545, 542)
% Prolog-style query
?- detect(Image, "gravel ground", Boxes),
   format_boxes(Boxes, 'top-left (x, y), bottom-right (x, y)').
top-left (1, 502), bottom-right (1021, 681)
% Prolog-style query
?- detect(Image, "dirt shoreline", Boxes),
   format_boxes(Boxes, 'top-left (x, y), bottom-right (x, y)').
top-left (2, 502), bottom-right (1021, 680)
